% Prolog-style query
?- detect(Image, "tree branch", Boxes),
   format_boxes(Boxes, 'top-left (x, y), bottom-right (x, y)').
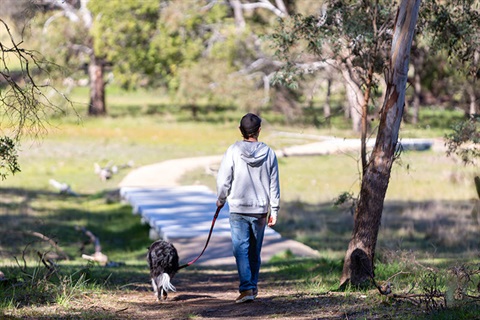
top-left (239, 0), bottom-right (288, 18)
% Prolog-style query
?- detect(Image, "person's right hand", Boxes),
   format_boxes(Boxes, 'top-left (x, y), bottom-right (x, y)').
top-left (268, 215), bottom-right (277, 227)
top-left (216, 200), bottom-right (225, 209)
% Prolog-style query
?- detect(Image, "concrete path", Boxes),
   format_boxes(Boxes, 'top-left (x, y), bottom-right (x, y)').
top-left (119, 163), bottom-right (321, 266)
top-left (119, 185), bottom-right (280, 240)
top-left (119, 137), bottom-right (435, 266)
top-left (120, 185), bottom-right (318, 266)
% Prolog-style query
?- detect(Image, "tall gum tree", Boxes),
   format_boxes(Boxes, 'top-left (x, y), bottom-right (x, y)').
top-left (36, 0), bottom-right (106, 116)
top-left (340, 0), bottom-right (421, 286)
top-left (269, 0), bottom-right (478, 286)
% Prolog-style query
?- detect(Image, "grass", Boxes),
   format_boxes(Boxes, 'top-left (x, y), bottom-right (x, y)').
top-left (1, 97), bottom-right (479, 318)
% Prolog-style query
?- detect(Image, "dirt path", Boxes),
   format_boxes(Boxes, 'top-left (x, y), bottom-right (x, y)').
top-left (10, 267), bottom-right (360, 320)
top-left (92, 269), bottom-right (354, 320)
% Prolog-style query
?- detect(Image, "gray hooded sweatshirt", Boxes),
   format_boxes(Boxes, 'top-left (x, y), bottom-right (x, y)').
top-left (216, 141), bottom-right (280, 217)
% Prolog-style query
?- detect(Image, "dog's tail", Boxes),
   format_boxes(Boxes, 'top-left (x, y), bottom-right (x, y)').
top-left (157, 273), bottom-right (176, 292)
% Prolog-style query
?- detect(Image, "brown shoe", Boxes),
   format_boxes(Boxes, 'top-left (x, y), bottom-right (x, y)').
top-left (235, 290), bottom-right (254, 303)
top-left (253, 288), bottom-right (258, 298)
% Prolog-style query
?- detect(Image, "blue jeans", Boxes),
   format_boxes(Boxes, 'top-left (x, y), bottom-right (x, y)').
top-left (229, 212), bottom-right (267, 293)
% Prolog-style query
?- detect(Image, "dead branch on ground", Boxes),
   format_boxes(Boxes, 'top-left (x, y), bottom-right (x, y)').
top-left (75, 226), bottom-right (108, 266)
top-left (26, 230), bottom-right (69, 260)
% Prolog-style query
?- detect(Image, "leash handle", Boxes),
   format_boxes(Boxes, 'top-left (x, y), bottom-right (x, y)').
top-left (178, 206), bottom-right (221, 270)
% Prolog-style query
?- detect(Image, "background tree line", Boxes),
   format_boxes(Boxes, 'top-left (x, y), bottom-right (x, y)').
top-left (2, 0), bottom-right (478, 125)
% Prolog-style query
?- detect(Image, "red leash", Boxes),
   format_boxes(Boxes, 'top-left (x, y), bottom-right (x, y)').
top-left (178, 206), bottom-right (221, 270)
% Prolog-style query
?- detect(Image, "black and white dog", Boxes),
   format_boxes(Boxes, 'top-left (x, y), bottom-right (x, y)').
top-left (147, 240), bottom-right (180, 301)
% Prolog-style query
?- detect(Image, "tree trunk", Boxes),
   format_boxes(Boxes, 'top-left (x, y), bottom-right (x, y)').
top-left (412, 69), bottom-right (421, 123)
top-left (361, 64), bottom-right (374, 174)
top-left (88, 54), bottom-right (106, 116)
top-left (230, 0), bottom-right (246, 30)
top-left (467, 81), bottom-right (478, 116)
top-left (409, 45), bottom-right (424, 124)
top-left (341, 65), bottom-right (363, 133)
top-left (468, 50), bottom-right (479, 116)
top-left (340, 0), bottom-right (421, 287)
top-left (324, 78), bottom-right (332, 119)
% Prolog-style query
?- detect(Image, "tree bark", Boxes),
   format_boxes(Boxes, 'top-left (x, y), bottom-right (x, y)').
top-left (88, 54), bottom-right (106, 116)
top-left (340, 0), bottom-right (421, 287)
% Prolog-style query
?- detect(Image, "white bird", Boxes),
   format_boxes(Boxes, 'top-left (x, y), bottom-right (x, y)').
top-left (49, 179), bottom-right (77, 196)
top-left (94, 161), bottom-right (134, 181)
top-left (94, 163), bottom-right (113, 181)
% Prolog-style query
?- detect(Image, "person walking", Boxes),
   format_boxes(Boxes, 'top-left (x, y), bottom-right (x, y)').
top-left (216, 113), bottom-right (280, 303)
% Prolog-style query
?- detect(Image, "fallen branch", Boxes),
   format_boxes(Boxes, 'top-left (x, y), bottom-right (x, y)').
top-left (76, 226), bottom-right (108, 266)
top-left (26, 230), bottom-right (69, 260)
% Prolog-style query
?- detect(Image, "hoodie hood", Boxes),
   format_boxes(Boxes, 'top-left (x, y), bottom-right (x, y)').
top-left (235, 141), bottom-right (269, 167)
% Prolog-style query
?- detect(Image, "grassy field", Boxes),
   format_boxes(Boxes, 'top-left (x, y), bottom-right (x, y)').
top-left (1, 95), bottom-right (479, 318)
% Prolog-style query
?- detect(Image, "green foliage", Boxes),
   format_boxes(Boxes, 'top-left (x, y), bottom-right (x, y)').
top-left (209, 26), bottom-right (255, 68)
top-left (89, 0), bottom-right (230, 90)
top-left (175, 57), bottom-right (266, 113)
top-left (26, 13), bottom-right (89, 81)
top-left (333, 191), bottom-right (356, 207)
top-left (268, 1), bottom-right (395, 87)
top-left (150, 1), bottom-right (228, 91)
top-left (421, 0), bottom-right (480, 78)
top-left (0, 136), bottom-right (20, 180)
top-left (445, 116), bottom-right (480, 164)
top-left (89, 0), bottom-right (160, 89)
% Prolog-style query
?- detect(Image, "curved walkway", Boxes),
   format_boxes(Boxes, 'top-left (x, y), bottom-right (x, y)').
top-left (119, 137), bottom-right (436, 266)
top-left (119, 156), bottom-right (320, 266)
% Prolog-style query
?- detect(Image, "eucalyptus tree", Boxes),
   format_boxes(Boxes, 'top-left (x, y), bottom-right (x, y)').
top-left (28, 0), bottom-right (106, 116)
top-left (88, 0), bottom-right (232, 109)
top-left (147, 0), bottom-right (294, 117)
top-left (88, 0), bottom-right (162, 90)
top-left (270, 0), bottom-right (421, 286)
top-left (270, 0), bottom-right (480, 287)
top-left (340, 1), bottom-right (421, 286)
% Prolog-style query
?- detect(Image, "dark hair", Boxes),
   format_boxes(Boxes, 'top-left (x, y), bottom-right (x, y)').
top-left (239, 113), bottom-right (261, 139)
